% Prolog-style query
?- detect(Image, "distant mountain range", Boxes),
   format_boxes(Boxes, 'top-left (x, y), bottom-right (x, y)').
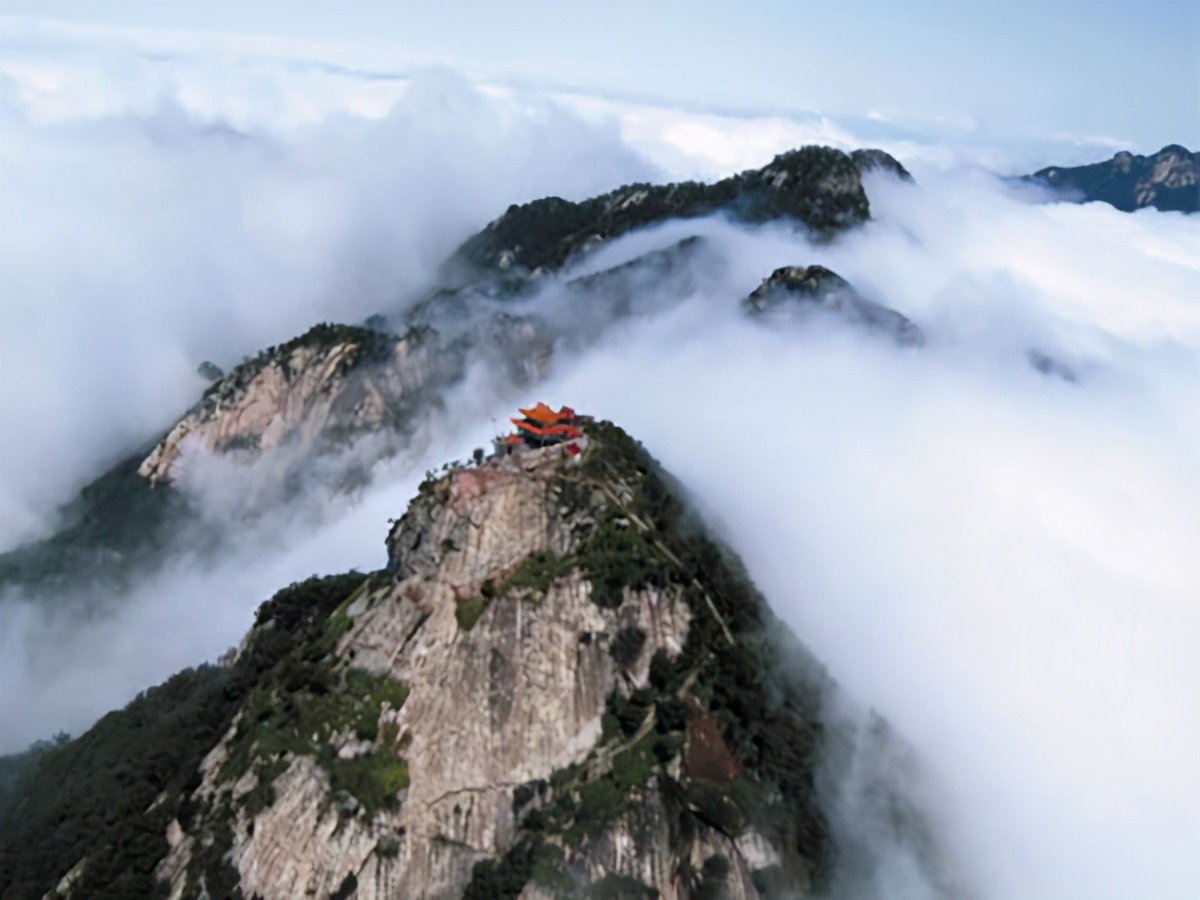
top-left (1026, 144), bottom-right (1198, 213)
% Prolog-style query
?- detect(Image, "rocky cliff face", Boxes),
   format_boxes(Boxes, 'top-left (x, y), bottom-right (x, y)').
top-left (139, 324), bottom-right (419, 487)
top-left (139, 322), bottom-right (481, 490)
top-left (0, 315), bottom-right (550, 598)
top-left (1, 420), bottom-right (950, 899)
top-left (1029, 144), bottom-right (1198, 213)
top-left (149, 422), bottom-right (837, 899)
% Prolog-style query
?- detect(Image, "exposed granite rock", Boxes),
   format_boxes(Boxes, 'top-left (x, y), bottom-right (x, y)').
top-left (1028, 144), bottom-right (1198, 212)
top-left (139, 324), bottom-right (440, 486)
top-left (0, 317), bottom-right (549, 598)
top-left (150, 423), bottom-right (840, 898)
top-left (744, 265), bottom-right (924, 346)
top-left (3, 422), bottom-right (950, 899)
top-left (743, 265), bottom-right (855, 312)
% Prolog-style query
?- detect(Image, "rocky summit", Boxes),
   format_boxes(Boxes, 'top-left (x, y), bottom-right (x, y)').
top-left (0, 420), bottom-right (942, 899)
top-left (1028, 144), bottom-right (1199, 213)
top-left (443, 146), bottom-right (909, 285)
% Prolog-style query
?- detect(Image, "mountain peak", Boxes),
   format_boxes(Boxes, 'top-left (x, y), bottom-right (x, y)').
top-left (744, 265), bottom-right (925, 346)
top-left (1029, 144), bottom-right (1198, 212)
top-left (444, 145), bottom-right (906, 285)
top-left (5, 418), bottom-right (836, 897)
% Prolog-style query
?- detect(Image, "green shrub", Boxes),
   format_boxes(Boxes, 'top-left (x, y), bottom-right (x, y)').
top-left (456, 596), bottom-right (490, 630)
top-left (462, 836), bottom-right (547, 900)
top-left (610, 626), bottom-right (647, 670)
top-left (328, 755), bottom-right (409, 818)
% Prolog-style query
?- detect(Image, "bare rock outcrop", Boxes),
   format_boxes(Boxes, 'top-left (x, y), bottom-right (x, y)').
top-left (138, 325), bottom-right (445, 486)
top-left (3, 146), bottom-right (916, 602)
top-left (153, 422), bottom-right (837, 899)
top-left (3, 419), bottom-right (952, 898)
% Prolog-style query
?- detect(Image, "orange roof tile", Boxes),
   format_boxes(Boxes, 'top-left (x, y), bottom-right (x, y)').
top-left (518, 402), bottom-right (561, 424)
top-left (511, 419), bottom-right (581, 438)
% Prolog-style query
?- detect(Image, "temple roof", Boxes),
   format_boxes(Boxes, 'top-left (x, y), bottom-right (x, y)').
top-left (511, 418), bottom-right (582, 438)
top-left (518, 402), bottom-right (574, 425)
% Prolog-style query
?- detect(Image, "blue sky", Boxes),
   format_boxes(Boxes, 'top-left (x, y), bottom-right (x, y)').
top-left (1, 0), bottom-right (1196, 151)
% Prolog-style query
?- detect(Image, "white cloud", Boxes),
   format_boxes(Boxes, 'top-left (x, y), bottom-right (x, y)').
top-left (0, 378), bottom-right (511, 752)
top-left (0, 47), bottom-right (658, 546)
top-left (0, 469), bottom-right (406, 750)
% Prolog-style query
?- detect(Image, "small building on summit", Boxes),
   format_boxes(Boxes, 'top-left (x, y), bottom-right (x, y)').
top-left (494, 403), bottom-right (591, 457)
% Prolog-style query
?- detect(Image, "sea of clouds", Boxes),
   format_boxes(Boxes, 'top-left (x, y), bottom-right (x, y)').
top-left (1, 18), bottom-right (1197, 900)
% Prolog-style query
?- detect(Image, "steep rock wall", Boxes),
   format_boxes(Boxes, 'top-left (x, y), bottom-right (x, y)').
top-left (138, 327), bottom-right (444, 487)
top-left (154, 424), bottom-right (836, 899)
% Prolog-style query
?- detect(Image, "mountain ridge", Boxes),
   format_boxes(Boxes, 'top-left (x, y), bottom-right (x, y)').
top-left (0, 420), bottom-right (947, 899)
top-left (1027, 144), bottom-right (1198, 212)
top-left (443, 145), bottom-right (907, 286)
top-left (0, 144), bottom-right (913, 604)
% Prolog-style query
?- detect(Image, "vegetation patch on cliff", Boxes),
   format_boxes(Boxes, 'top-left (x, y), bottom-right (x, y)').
top-left (4, 416), bottom-right (846, 898)
top-left (205, 322), bottom-right (398, 402)
top-left (219, 581), bottom-right (412, 820)
top-left (0, 665), bottom-right (240, 900)
top-left (327, 754), bottom-right (410, 818)
top-left (0, 571), bottom-right (397, 899)
top-left (455, 549), bottom-right (579, 630)
top-left (462, 420), bottom-right (832, 896)
top-left (578, 422), bottom-right (828, 807)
